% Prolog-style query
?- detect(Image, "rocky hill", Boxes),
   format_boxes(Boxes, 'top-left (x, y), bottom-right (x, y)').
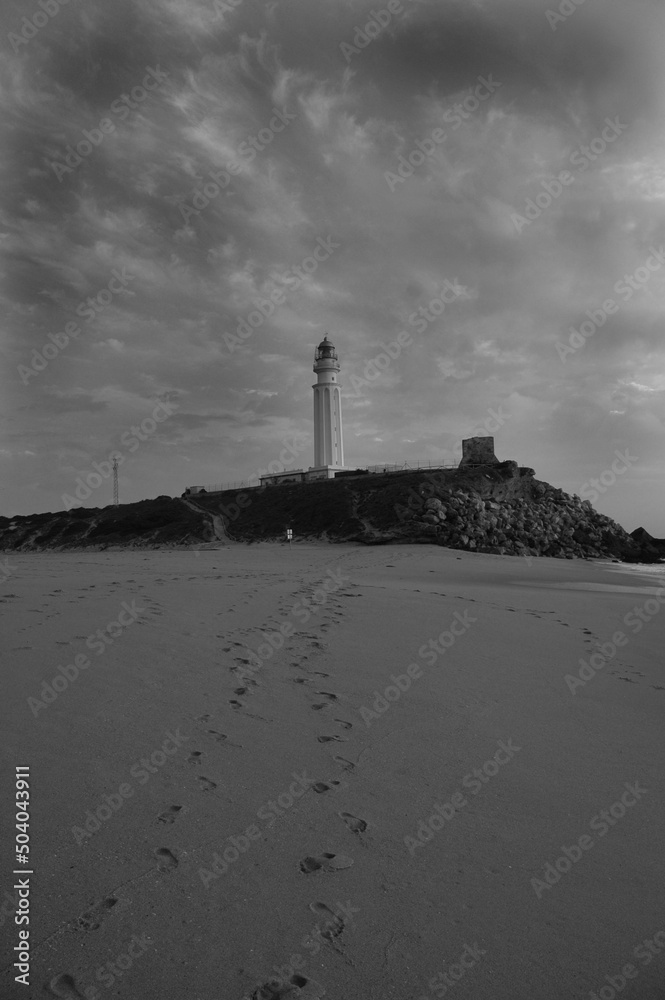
top-left (1, 463), bottom-right (663, 562)
top-left (189, 461), bottom-right (662, 562)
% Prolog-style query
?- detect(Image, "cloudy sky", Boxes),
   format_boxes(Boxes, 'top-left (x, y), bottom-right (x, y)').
top-left (2, 0), bottom-right (665, 532)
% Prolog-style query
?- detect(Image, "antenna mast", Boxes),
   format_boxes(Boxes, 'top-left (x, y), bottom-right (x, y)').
top-left (113, 458), bottom-right (119, 506)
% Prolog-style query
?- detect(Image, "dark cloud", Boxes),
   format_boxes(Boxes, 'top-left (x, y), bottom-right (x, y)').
top-left (1, 0), bottom-right (664, 530)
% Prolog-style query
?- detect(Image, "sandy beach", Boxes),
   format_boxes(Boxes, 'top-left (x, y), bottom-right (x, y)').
top-left (2, 544), bottom-right (664, 1000)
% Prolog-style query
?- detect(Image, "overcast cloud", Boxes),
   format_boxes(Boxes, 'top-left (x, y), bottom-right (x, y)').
top-left (2, 0), bottom-right (665, 531)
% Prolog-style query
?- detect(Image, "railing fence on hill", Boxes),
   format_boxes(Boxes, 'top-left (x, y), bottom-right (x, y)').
top-left (189, 459), bottom-right (466, 495)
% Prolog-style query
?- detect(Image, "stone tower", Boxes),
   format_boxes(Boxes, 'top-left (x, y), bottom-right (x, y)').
top-left (311, 334), bottom-right (344, 477)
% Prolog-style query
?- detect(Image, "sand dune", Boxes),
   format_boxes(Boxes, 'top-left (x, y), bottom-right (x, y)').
top-left (1, 544), bottom-right (664, 1000)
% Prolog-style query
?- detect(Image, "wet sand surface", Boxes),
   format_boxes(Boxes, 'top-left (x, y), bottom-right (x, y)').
top-left (1, 544), bottom-right (664, 999)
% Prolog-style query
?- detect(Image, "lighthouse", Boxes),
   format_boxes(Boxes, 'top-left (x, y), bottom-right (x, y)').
top-left (310, 334), bottom-right (344, 479)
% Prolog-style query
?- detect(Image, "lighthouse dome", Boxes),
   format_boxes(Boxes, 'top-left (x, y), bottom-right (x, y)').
top-left (315, 335), bottom-right (338, 361)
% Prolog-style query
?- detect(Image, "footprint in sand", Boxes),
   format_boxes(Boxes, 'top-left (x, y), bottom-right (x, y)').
top-left (47, 973), bottom-right (87, 998)
top-left (312, 780), bottom-right (344, 794)
top-left (157, 805), bottom-right (182, 824)
top-left (317, 735), bottom-right (345, 743)
top-left (308, 901), bottom-right (345, 940)
top-left (334, 719), bottom-right (352, 729)
top-left (333, 755), bottom-right (355, 771)
top-left (311, 691), bottom-right (339, 709)
top-left (339, 812), bottom-right (367, 833)
top-left (299, 853), bottom-right (354, 874)
top-left (250, 974), bottom-right (323, 999)
top-left (206, 729), bottom-right (242, 746)
top-left (154, 848), bottom-right (178, 871)
top-left (197, 776), bottom-right (217, 792)
top-left (73, 896), bottom-right (117, 931)
top-left (196, 714), bottom-right (213, 723)
top-left (187, 751), bottom-right (205, 764)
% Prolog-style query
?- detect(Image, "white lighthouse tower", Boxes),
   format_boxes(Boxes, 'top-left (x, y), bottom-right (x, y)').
top-left (310, 334), bottom-right (344, 480)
